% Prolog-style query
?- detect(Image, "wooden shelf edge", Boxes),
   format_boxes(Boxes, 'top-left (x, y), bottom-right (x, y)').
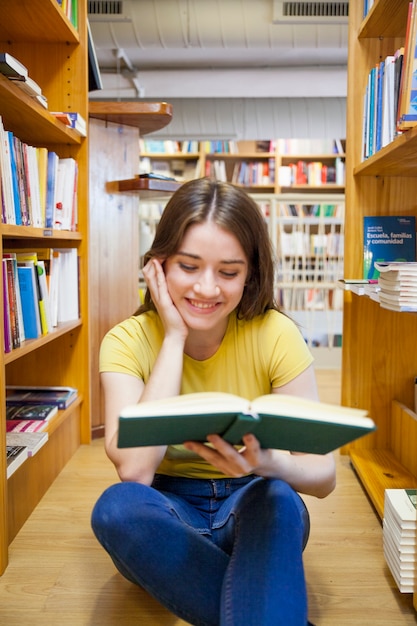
top-left (0, 75), bottom-right (81, 147)
top-left (349, 449), bottom-right (417, 519)
top-left (4, 320), bottom-right (82, 364)
top-left (354, 126), bottom-right (417, 177)
top-left (45, 395), bottom-right (83, 438)
top-left (359, 0), bottom-right (409, 38)
top-left (108, 177), bottom-right (182, 196)
top-left (0, 0), bottom-right (79, 43)
top-left (89, 101), bottom-right (173, 135)
top-left (1, 224), bottom-right (82, 240)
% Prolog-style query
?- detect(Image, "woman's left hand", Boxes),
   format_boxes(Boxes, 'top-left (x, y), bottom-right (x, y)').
top-left (183, 434), bottom-right (270, 477)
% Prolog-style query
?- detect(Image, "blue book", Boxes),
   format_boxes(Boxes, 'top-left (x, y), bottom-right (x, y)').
top-left (7, 131), bottom-right (22, 225)
top-left (363, 216), bottom-right (417, 279)
top-left (375, 60), bottom-right (385, 152)
top-left (45, 151), bottom-right (58, 228)
top-left (16, 264), bottom-right (41, 339)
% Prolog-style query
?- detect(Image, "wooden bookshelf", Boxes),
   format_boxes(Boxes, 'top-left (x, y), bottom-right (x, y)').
top-left (0, 0), bottom-right (90, 574)
top-left (138, 139), bottom-right (345, 194)
top-left (342, 0), bottom-right (417, 608)
top-left (89, 101), bottom-right (173, 134)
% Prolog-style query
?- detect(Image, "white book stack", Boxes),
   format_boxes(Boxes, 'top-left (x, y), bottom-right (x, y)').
top-left (383, 489), bottom-right (416, 593)
top-left (375, 262), bottom-right (417, 312)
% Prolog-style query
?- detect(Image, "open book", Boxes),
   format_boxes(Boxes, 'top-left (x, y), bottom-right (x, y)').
top-left (118, 392), bottom-right (376, 454)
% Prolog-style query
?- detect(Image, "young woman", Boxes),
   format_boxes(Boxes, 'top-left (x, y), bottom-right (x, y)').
top-left (91, 177), bottom-right (336, 626)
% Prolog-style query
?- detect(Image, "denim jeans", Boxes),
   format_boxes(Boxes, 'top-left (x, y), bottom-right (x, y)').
top-left (91, 474), bottom-right (310, 626)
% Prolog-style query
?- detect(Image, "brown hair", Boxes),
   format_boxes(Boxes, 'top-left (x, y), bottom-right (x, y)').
top-left (136, 177), bottom-right (280, 319)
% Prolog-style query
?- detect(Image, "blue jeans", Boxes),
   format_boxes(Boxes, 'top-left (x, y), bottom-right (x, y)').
top-left (91, 474), bottom-right (310, 626)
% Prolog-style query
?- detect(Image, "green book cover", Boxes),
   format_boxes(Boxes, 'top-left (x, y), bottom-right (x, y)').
top-left (117, 392), bottom-right (376, 455)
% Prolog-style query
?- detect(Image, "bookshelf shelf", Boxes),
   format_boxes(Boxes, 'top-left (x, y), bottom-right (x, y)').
top-left (89, 101), bottom-right (173, 135)
top-left (0, 0), bottom-right (79, 43)
top-left (3, 321), bottom-right (82, 365)
top-left (342, 0), bottom-right (417, 609)
top-left (0, 224), bottom-right (83, 241)
top-left (0, 75), bottom-right (82, 147)
top-left (0, 0), bottom-right (90, 574)
top-left (113, 177), bottom-right (181, 195)
top-left (139, 140), bottom-right (345, 194)
top-left (350, 449), bottom-right (417, 518)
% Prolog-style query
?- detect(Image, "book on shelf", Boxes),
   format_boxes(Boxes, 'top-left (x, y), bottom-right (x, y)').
top-left (2, 259), bottom-right (12, 353)
top-left (6, 431), bottom-right (48, 457)
top-left (363, 216), bottom-right (416, 280)
top-left (0, 116), bottom-right (15, 225)
top-left (50, 112), bottom-right (87, 137)
top-left (6, 385), bottom-right (78, 409)
top-left (6, 403), bottom-right (58, 422)
top-left (6, 419), bottom-right (48, 433)
top-left (16, 262), bottom-right (42, 338)
top-left (383, 489), bottom-right (416, 593)
top-left (397, 1), bottom-right (417, 130)
top-left (0, 52), bottom-right (28, 80)
top-left (45, 151), bottom-right (59, 228)
top-left (6, 445), bottom-right (28, 478)
top-left (374, 261), bottom-right (417, 311)
top-left (3, 256), bottom-right (21, 349)
top-left (117, 392), bottom-right (376, 454)
top-left (11, 75), bottom-right (43, 99)
top-left (54, 248), bottom-right (79, 323)
top-left (15, 251), bottom-right (52, 334)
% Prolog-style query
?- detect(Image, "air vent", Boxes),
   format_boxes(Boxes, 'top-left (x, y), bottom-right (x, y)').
top-left (273, 1), bottom-right (348, 23)
top-left (88, 1), bottom-right (123, 16)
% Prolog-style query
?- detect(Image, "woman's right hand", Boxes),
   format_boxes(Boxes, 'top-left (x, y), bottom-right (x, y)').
top-left (142, 258), bottom-right (188, 341)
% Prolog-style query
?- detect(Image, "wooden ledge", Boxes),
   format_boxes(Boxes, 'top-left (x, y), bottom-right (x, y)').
top-left (89, 101), bottom-right (173, 135)
top-left (107, 176), bottom-right (181, 197)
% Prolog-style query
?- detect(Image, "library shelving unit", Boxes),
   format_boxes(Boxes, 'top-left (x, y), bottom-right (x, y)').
top-left (0, 0), bottom-right (90, 574)
top-left (265, 194), bottom-right (344, 352)
top-left (138, 140), bottom-right (346, 194)
top-left (342, 0), bottom-right (417, 591)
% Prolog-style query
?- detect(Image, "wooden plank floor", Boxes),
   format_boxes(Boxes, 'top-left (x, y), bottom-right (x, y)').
top-left (0, 370), bottom-right (416, 625)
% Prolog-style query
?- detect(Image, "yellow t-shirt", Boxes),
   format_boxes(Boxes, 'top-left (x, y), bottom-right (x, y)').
top-left (100, 310), bottom-right (313, 478)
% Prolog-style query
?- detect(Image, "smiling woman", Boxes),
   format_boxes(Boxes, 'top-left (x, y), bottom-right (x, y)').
top-left (92, 177), bottom-right (336, 626)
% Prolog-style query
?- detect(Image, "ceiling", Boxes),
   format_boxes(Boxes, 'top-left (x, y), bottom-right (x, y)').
top-left (87, 0), bottom-right (349, 138)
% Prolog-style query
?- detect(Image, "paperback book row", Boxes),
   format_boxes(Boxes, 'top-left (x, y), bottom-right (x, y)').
top-left (277, 158), bottom-right (345, 187)
top-left (205, 159), bottom-right (276, 186)
top-left (5, 385), bottom-right (78, 477)
top-left (0, 115), bottom-right (78, 230)
top-left (278, 230), bottom-right (344, 259)
top-left (140, 139), bottom-right (201, 154)
top-left (56, 0), bottom-right (78, 29)
top-left (383, 489), bottom-right (416, 593)
top-left (362, 0), bottom-right (417, 159)
top-left (276, 138), bottom-right (345, 155)
top-left (277, 202), bottom-right (344, 218)
top-left (2, 248), bottom-right (80, 353)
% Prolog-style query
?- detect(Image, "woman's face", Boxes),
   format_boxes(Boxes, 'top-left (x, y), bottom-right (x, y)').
top-left (164, 221), bottom-right (249, 333)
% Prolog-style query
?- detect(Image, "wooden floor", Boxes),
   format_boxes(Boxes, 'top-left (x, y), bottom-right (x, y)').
top-left (1, 369), bottom-right (416, 625)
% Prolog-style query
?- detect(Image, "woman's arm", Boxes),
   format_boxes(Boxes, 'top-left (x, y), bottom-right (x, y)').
top-left (184, 365), bottom-right (337, 498)
top-left (103, 259), bottom-right (188, 484)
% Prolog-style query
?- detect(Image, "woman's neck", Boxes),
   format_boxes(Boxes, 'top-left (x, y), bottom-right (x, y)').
top-left (184, 318), bottom-right (229, 361)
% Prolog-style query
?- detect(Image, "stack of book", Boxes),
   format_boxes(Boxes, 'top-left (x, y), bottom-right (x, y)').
top-left (375, 262), bottom-right (417, 312)
top-left (383, 489), bottom-right (416, 593)
top-left (0, 52), bottom-right (46, 107)
top-left (5, 385), bottom-right (78, 432)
